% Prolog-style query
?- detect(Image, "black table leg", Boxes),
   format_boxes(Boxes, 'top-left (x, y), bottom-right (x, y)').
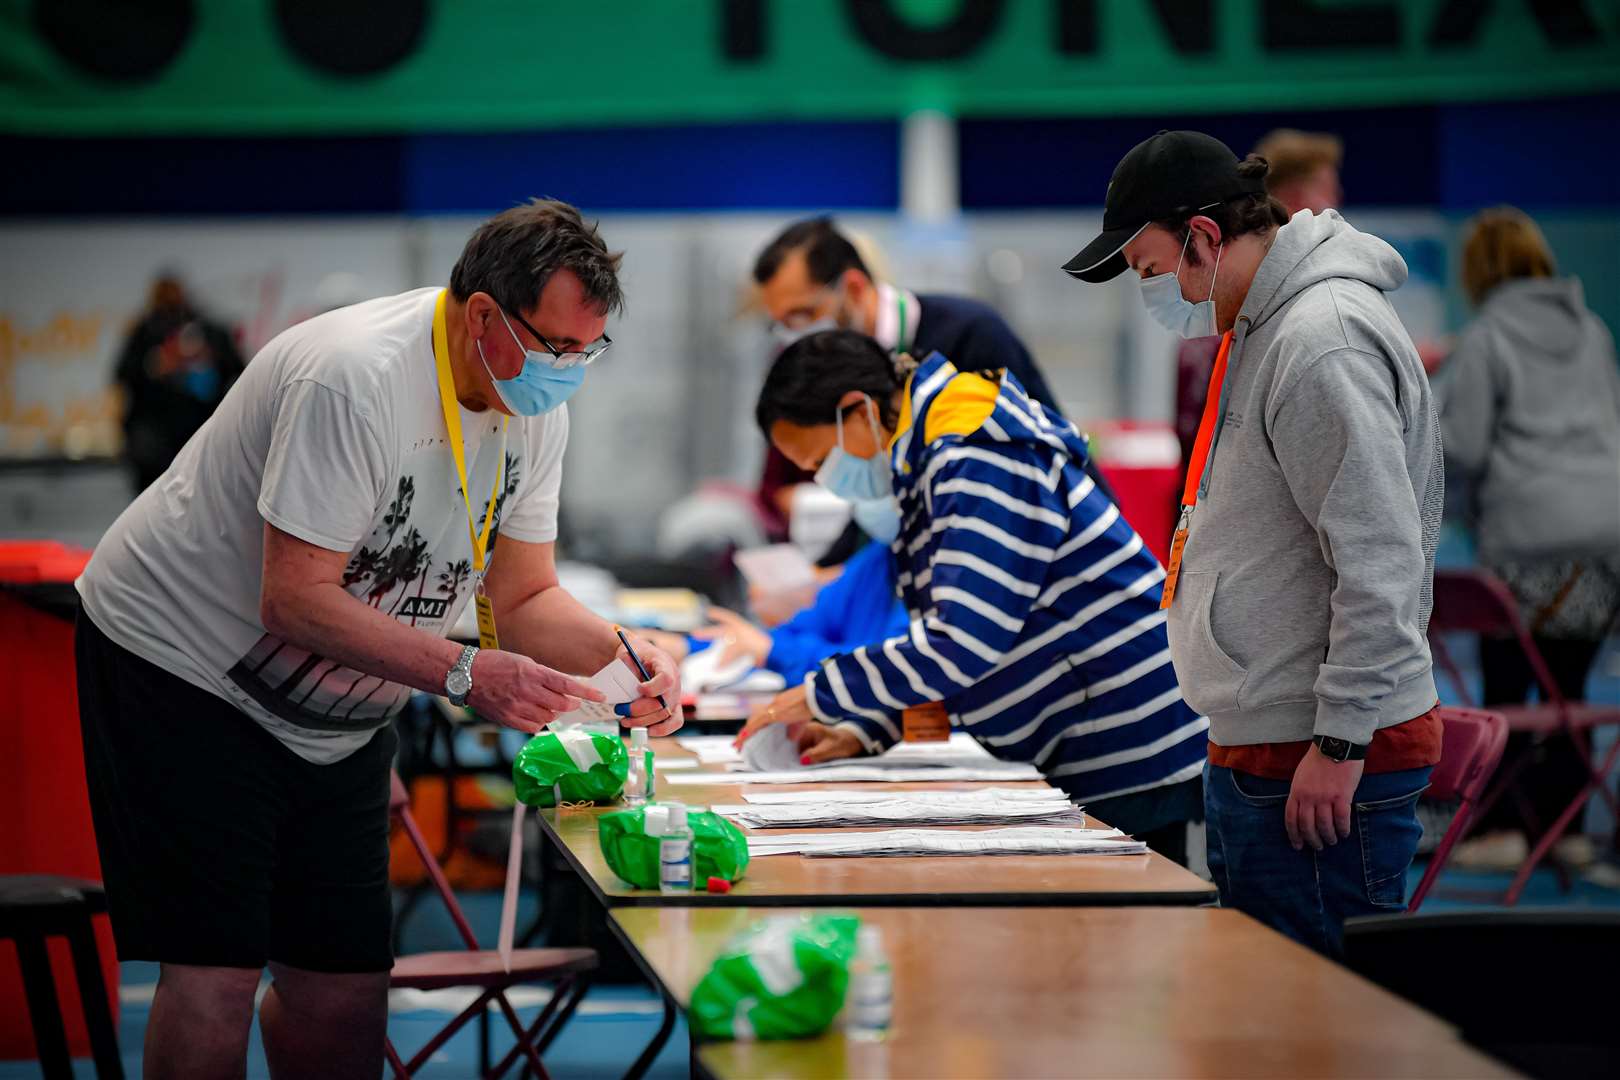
top-left (622, 994), bottom-right (676, 1080)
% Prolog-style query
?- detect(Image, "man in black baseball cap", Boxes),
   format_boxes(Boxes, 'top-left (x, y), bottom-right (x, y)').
top-left (1064, 130), bottom-right (1268, 283)
top-left (1066, 130), bottom-right (1446, 959)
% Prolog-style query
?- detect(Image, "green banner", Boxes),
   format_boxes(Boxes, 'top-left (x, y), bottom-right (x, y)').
top-left (2, 0), bottom-right (1617, 135)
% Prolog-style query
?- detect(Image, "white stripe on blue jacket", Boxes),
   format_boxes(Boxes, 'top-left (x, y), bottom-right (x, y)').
top-left (804, 353), bottom-right (1208, 804)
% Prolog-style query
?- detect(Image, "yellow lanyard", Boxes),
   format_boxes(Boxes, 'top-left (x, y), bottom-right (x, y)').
top-left (433, 290), bottom-right (507, 648)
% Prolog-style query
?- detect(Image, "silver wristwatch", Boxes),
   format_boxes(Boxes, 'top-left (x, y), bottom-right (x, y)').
top-left (445, 644), bottom-right (479, 707)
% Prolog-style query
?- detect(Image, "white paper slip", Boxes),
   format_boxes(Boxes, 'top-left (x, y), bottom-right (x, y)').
top-left (733, 543), bottom-right (817, 591)
top-left (666, 762), bottom-right (1044, 785)
top-left (674, 734), bottom-right (745, 765)
top-left (745, 826), bottom-right (1144, 858)
top-left (553, 659), bottom-right (643, 724)
top-left (872, 733), bottom-right (995, 765)
top-left (712, 797), bottom-right (1087, 829)
top-left (680, 644), bottom-right (757, 694)
top-left (653, 757), bottom-right (699, 771)
top-left (740, 787), bottom-right (1069, 805)
top-left (740, 724), bottom-right (802, 772)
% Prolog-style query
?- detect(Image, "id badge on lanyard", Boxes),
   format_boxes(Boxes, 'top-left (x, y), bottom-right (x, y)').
top-left (433, 290), bottom-right (508, 649)
top-left (1162, 330), bottom-right (1235, 610)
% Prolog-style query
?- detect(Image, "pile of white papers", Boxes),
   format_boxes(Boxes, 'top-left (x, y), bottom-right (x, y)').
top-left (739, 787), bottom-right (1066, 805)
top-left (712, 789), bottom-right (1084, 829)
top-left (675, 731), bottom-right (1002, 772)
top-left (664, 761), bottom-right (1044, 785)
top-left (746, 826), bottom-right (1147, 858)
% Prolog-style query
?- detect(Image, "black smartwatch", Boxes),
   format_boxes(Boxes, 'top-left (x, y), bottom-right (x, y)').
top-left (1312, 734), bottom-right (1369, 763)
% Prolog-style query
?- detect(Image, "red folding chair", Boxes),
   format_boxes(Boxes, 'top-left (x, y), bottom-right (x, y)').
top-left (1408, 707), bottom-right (1508, 912)
top-left (1427, 568), bottom-right (1620, 904)
top-left (386, 773), bottom-right (597, 1079)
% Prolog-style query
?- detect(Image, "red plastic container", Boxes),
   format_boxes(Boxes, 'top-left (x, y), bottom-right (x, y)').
top-left (0, 541), bottom-right (117, 1061)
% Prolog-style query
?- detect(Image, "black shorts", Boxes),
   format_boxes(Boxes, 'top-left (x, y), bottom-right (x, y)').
top-left (76, 612), bottom-right (397, 973)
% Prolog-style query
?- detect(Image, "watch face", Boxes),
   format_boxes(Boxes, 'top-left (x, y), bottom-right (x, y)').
top-left (1319, 737), bottom-right (1349, 760)
top-left (446, 669), bottom-right (472, 697)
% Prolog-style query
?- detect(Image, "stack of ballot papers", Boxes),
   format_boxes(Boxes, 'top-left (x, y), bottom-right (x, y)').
top-left (712, 789), bottom-right (1085, 829)
top-left (665, 761), bottom-right (1044, 784)
top-left (746, 826), bottom-right (1148, 858)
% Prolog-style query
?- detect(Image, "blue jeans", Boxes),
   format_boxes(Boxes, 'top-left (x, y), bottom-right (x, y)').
top-left (1204, 760), bottom-right (1431, 957)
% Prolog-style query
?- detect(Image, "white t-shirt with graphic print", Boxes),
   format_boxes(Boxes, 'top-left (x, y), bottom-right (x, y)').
top-left (78, 287), bottom-right (567, 764)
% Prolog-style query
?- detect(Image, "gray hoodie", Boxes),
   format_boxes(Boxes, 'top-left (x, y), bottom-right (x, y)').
top-left (1439, 276), bottom-right (1620, 564)
top-left (1168, 209), bottom-right (1441, 748)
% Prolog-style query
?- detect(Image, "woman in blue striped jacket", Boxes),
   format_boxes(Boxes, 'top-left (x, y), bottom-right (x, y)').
top-left (738, 330), bottom-right (1207, 858)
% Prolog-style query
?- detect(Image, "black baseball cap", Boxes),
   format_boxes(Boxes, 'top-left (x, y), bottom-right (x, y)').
top-left (1063, 131), bottom-right (1267, 284)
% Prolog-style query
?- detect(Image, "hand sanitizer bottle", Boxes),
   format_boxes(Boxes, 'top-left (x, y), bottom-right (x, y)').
top-left (658, 802), bottom-right (694, 895)
top-left (846, 924), bottom-right (892, 1041)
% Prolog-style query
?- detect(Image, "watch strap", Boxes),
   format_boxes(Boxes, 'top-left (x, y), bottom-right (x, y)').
top-left (1313, 734), bottom-right (1368, 762)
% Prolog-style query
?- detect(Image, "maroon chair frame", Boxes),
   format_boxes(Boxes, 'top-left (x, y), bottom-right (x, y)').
top-left (1427, 568), bottom-right (1620, 904)
top-left (386, 773), bottom-right (596, 1079)
top-left (1408, 707), bottom-right (1509, 912)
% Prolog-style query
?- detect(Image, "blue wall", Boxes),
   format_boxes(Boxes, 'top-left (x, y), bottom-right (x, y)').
top-left (3, 94), bottom-right (1616, 217)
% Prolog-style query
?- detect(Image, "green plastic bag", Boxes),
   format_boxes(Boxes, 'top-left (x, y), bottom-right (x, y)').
top-left (689, 914), bottom-right (859, 1041)
top-left (597, 805), bottom-right (750, 890)
top-left (512, 729), bottom-right (628, 808)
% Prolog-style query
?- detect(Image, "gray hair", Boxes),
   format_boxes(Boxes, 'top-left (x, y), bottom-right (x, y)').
top-left (449, 198), bottom-right (625, 316)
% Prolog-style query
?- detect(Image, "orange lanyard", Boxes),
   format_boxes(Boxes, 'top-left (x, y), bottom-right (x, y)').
top-left (1161, 330), bottom-right (1234, 610)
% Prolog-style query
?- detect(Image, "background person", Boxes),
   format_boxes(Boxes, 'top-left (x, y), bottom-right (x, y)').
top-left (1439, 206), bottom-right (1620, 865)
top-left (75, 200), bottom-right (681, 1079)
top-left (649, 536), bottom-right (909, 684)
top-left (114, 272), bottom-right (245, 493)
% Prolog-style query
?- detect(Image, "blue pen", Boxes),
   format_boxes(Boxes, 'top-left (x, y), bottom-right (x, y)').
top-left (615, 626), bottom-right (669, 716)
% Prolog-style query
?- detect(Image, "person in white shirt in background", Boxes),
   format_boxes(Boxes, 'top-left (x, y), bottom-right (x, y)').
top-left (75, 199), bottom-right (682, 1079)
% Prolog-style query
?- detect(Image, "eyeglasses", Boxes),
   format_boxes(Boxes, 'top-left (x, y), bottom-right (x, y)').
top-left (774, 285), bottom-right (842, 332)
top-left (501, 305), bottom-right (612, 369)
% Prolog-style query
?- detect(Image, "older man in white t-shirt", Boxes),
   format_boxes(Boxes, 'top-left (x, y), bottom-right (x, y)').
top-left (75, 199), bottom-right (681, 1078)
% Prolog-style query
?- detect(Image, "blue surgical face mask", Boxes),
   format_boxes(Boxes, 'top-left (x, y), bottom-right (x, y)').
top-left (1140, 229), bottom-right (1223, 339)
top-left (477, 311), bottom-right (586, 416)
top-left (852, 496), bottom-right (902, 544)
top-left (815, 395), bottom-right (892, 504)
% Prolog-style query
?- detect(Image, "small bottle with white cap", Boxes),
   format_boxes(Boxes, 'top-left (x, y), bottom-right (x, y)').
top-left (624, 727), bottom-right (654, 806)
top-left (845, 924), bottom-right (892, 1041)
top-left (657, 802), bottom-right (694, 895)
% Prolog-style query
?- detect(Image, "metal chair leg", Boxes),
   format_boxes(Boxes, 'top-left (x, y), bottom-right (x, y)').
top-left (65, 919), bottom-right (123, 1079)
top-left (14, 932), bottom-right (72, 1080)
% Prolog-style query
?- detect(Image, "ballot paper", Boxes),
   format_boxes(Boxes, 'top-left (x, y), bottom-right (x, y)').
top-left (745, 826), bottom-right (1147, 858)
top-left (739, 723), bottom-right (802, 772)
top-left (674, 734), bottom-right (746, 764)
top-left (680, 643), bottom-right (755, 693)
top-left (551, 658), bottom-right (642, 724)
top-left (712, 792), bottom-right (1087, 829)
top-left (739, 787), bottom-right (1069, 805)
top-left (664, 762), bottom-right (1044, 785)
top-left (733, 543), bottom-right (817, 591)
top-left (678, 731), bottom-right (999, 772)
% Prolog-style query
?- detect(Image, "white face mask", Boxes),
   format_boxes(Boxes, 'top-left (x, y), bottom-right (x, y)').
top-left (1140, 229), bottom-right (1223, 339)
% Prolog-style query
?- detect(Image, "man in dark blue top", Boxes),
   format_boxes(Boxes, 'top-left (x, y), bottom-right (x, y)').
top-left (753, 217), bottom-right (1100, 564)
top-left (753, 217), bottom-right (1060, 409)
